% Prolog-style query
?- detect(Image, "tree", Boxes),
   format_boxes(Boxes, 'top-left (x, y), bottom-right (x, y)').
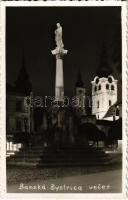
top-left (108, 118), bottom-right (122, 146)
top-left (78, 123), bottom-right (105, 146)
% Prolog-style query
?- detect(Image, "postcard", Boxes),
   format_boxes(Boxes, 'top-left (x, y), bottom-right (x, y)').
top-left (0, 0), bottom-right (127, 199)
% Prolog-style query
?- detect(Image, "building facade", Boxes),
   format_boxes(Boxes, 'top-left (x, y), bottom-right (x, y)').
top-left (91, 75), bottom-right (118, 119)
top-left (6, 93), bottom-right (31, 134)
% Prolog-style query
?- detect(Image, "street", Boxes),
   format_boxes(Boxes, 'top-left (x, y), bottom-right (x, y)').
top-left (7, 169), bottom-right (122, 193)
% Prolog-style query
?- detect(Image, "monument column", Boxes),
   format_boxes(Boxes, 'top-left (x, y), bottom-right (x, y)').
top-left (51, 23), bottom-right (68, 102)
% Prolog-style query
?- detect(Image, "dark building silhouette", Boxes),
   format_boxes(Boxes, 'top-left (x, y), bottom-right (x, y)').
top-left (14, 53), bottom-right (32, 95)
top-left (97, 43), bottom-right (113, 78)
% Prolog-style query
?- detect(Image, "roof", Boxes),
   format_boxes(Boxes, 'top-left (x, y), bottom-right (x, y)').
top-left (96, 119), bottom-right (113, 126)
top-left (103, 100), bottom-right (121, 118)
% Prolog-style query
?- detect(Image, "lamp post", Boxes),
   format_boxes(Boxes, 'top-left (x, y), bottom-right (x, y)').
top-left (26, 92), bottom-right (34, 134)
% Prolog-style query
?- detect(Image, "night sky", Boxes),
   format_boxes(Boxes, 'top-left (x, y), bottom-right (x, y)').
top-left (6, 6), bottom-right (121, 96)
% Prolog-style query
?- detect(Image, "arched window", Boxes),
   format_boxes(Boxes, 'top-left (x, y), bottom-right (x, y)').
top-left (111, 85), bottom-right (114, 90)
top-left (106, 84), bottom-right (109, 90)
top-left (99, 85), bottom-right (101, 90)
top-left (97, 100), bottom-right (99, 108)
top-left (95, 78), bottom-right (99, 84)
top-left (109, 100), bottom-right (111, 106)
top-left (94, 86), bottom-right (97, 92)
top-left (108, 77), bottom-right (112, 83)
top-left (116, 108), bottom-right (119, 116)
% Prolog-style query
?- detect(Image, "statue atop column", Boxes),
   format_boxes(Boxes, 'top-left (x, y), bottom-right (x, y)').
top-left (55, 23), bottom-right (64, 49)
top-left (52, 23), bottom-right (68, 55)
top-left (51, 23), bottom-right (68, 105)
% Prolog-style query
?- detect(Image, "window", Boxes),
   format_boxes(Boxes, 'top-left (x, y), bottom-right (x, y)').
top-left (16, 100), bottom-right (22, 112)
top-left (108, 77), bottom-right (112, 83)
top-left (16, 119), bottom-right (22, 131)
top-left (97, 100), bottom-right (99, 108)
top-left (106, 84), bottom-right (109, 90)
top-left (94, 86), bottom-right (97, 92)
top-left (95, 78), bottom-right (99, 84)
top-left (109, 100), bottom-right (111, 106)
top-left (116, 108), bottom-right (119, 116)
top-left (24, 118), bottom-right (28, 132)
top-left (99, 85), bottom-right (101, 90)
top-left (79, 90), bottom-right (83, 94)
top-left (111, 85), bottom-right (114, 90)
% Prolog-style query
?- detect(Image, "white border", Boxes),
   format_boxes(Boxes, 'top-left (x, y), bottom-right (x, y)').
top-left (0, 1), bottom-right (127, 199)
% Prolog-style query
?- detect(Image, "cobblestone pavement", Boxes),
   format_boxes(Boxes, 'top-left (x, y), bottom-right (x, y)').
top-left (7, 168), bottom-right (122, 193)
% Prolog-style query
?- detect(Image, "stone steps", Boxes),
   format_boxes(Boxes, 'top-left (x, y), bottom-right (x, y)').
top-left (7, 145), bottom-right (116, 167)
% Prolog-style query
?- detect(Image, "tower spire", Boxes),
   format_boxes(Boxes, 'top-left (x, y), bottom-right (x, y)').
top-left (96, 41), bottom-right (112, 78)
top-left (75, 68), bottom-right (84, 88)
top-left (14, 51), bottom-right (32, 95)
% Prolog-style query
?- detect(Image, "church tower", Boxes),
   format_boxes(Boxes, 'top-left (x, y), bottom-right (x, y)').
top-left (91, 44), bottom-right (118, 119)
top-left (15, 52), bottom-right (32, 95)
top-left (75, 69), bottom-right (86, 114)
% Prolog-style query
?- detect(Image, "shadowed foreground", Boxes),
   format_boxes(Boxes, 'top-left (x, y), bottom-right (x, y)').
top-left (7, 168), bottom-right (122, 193)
